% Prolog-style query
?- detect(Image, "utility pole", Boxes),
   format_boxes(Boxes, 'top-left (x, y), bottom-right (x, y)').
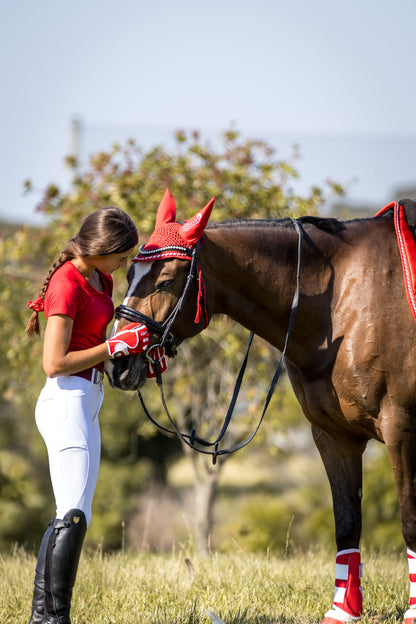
top-left (69, 115), bottom-right (82, 180)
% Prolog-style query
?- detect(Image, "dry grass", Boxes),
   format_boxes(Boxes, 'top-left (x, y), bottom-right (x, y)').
top-left (0, 545), bottom-right (409, 624)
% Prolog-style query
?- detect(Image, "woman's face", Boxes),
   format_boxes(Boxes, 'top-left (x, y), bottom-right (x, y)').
top-left (91, 248), bottom-right (136, 274)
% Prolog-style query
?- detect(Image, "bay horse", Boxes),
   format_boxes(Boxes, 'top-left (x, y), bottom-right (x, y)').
top-left (105, 189), bottom-right (416, 624)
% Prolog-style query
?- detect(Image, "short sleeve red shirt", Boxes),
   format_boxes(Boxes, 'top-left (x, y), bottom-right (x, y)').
top-left (44, 261), bottom-right (114, 373)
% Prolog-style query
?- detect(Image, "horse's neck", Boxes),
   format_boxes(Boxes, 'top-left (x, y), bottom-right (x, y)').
top-left (201, 217), bottom-right (396, 359)
top-left (201, 223), bottom-right (310, 348)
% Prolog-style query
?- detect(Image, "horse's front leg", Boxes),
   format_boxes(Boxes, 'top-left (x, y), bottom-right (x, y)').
top-left (312, 425), bottom-right (366, 624)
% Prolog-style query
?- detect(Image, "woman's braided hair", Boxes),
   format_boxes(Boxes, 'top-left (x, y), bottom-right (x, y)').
top-left (26, 206), bottom-right (138, 338)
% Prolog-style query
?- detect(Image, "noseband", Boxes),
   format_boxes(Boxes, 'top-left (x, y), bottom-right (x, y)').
top-left (115, 303), bottom-right (178, 358)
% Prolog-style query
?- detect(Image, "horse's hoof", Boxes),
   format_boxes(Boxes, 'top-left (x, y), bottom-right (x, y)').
top-left (321, 616), bottom-right (360, 624)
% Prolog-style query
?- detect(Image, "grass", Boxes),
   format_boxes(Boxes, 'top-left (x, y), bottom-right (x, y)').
top-left (0, 545), bottom-right (409, 624)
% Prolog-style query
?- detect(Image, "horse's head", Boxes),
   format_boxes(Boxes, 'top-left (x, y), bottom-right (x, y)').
top-left (105, 189), bottom-right (215, 390)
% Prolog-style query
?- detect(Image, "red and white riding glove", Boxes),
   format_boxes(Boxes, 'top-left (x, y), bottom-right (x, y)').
top-left (106, 323), bottom-right (150, 358)
top-left (146, 346), bottom-right (169, 378)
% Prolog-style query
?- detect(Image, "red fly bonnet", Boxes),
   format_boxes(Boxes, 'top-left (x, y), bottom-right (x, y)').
top-left (133, 189), bottom-right (215, 326)
top-left (133, 188), bottom-right (215, 263)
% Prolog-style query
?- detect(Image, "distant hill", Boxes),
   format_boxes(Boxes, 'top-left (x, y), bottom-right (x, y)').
top-left (0, 220), bottom-right (24, 235)
top-left (0, 220), bottom-right (39, 236)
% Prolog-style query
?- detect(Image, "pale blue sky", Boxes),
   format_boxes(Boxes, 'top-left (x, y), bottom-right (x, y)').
top-left (1, 0), bottom-right (416, 223)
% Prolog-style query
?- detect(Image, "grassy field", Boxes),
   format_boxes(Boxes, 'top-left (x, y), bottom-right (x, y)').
top-left (0, 545), bottom-right (409, 624)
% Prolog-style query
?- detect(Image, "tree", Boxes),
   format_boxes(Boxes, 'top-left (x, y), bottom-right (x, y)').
top-left (0, 128), bottom-right (344, 551)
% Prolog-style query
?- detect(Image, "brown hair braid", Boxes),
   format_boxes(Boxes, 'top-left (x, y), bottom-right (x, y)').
top-left (26, 206), bottom-right (138, 338)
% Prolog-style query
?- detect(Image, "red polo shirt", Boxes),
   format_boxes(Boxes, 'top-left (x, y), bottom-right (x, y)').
top-left (44, 261), bottom-right (114, 376)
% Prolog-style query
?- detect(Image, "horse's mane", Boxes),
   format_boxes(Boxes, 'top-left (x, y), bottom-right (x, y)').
top-left (298, 215), bottom-right (347, 233)
top-left (206, 215), bottom-right (351, 234)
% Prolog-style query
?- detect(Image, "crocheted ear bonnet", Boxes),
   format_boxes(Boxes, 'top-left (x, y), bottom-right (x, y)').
top-left (133, 189), bottom-right (215, 263)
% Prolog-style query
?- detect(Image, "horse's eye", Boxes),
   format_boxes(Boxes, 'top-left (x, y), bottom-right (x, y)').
top-left (156, 279), bottom-right (174, 291)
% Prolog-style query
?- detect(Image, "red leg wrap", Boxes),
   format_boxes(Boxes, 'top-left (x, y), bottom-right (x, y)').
top-left (404, 548), bottom-right (416, 624)
top-left (321, 549), bottom-right (362, 624)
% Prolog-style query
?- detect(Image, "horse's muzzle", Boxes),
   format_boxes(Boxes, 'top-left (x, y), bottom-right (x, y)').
top-left (104, 353), bottom-right (148, 391)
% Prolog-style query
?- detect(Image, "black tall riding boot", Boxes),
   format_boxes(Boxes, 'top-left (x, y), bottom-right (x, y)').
top-left (29, 518), bottom-right (55, 624)
top-left (43, 509), bottom-right (87, 624)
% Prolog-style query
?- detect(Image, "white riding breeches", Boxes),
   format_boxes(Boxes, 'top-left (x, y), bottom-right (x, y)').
top-left (35, 373), bottom-right (104, 527)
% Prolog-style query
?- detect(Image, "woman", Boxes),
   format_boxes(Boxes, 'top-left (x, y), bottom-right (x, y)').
top-left (26, 206), bottom-right (149, 624)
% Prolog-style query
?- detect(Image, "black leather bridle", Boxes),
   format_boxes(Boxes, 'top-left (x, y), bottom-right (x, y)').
top-left (115, 220), bottom-right (304, 464)
top-left (115, 239), bottom-right (203, 358)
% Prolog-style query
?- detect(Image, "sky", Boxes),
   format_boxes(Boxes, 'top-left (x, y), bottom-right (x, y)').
top-left (1, 0), bottom-right (416, 224)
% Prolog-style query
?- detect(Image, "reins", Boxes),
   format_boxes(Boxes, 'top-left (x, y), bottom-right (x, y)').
top-left (117, 219), bottom-right (304, 464)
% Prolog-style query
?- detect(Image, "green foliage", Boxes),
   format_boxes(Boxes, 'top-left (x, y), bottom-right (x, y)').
top-left (362, 442), bottom-right (402, 550)
top-left (88, 459), bottom-right (151, 550)
top-left (215, 446), bottom-right (404, 554)
top-left (33, 128), bottom-right (339, 231)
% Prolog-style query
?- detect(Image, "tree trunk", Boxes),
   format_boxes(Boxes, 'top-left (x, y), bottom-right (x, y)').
top-left (188, 451), bottom-right (223, 556)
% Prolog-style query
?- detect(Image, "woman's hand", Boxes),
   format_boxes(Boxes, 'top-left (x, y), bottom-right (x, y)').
top-left (106, 323), bottom-right (150, 358)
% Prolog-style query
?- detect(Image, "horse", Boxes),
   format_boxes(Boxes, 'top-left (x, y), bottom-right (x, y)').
top-left (105, 189), bottom-right (416, 624)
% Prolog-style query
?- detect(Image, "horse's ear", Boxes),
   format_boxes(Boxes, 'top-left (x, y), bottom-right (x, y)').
top-left (179, 198), bottom-right (215, 245)
top-left (155, 188), bottom-right (177, 228)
